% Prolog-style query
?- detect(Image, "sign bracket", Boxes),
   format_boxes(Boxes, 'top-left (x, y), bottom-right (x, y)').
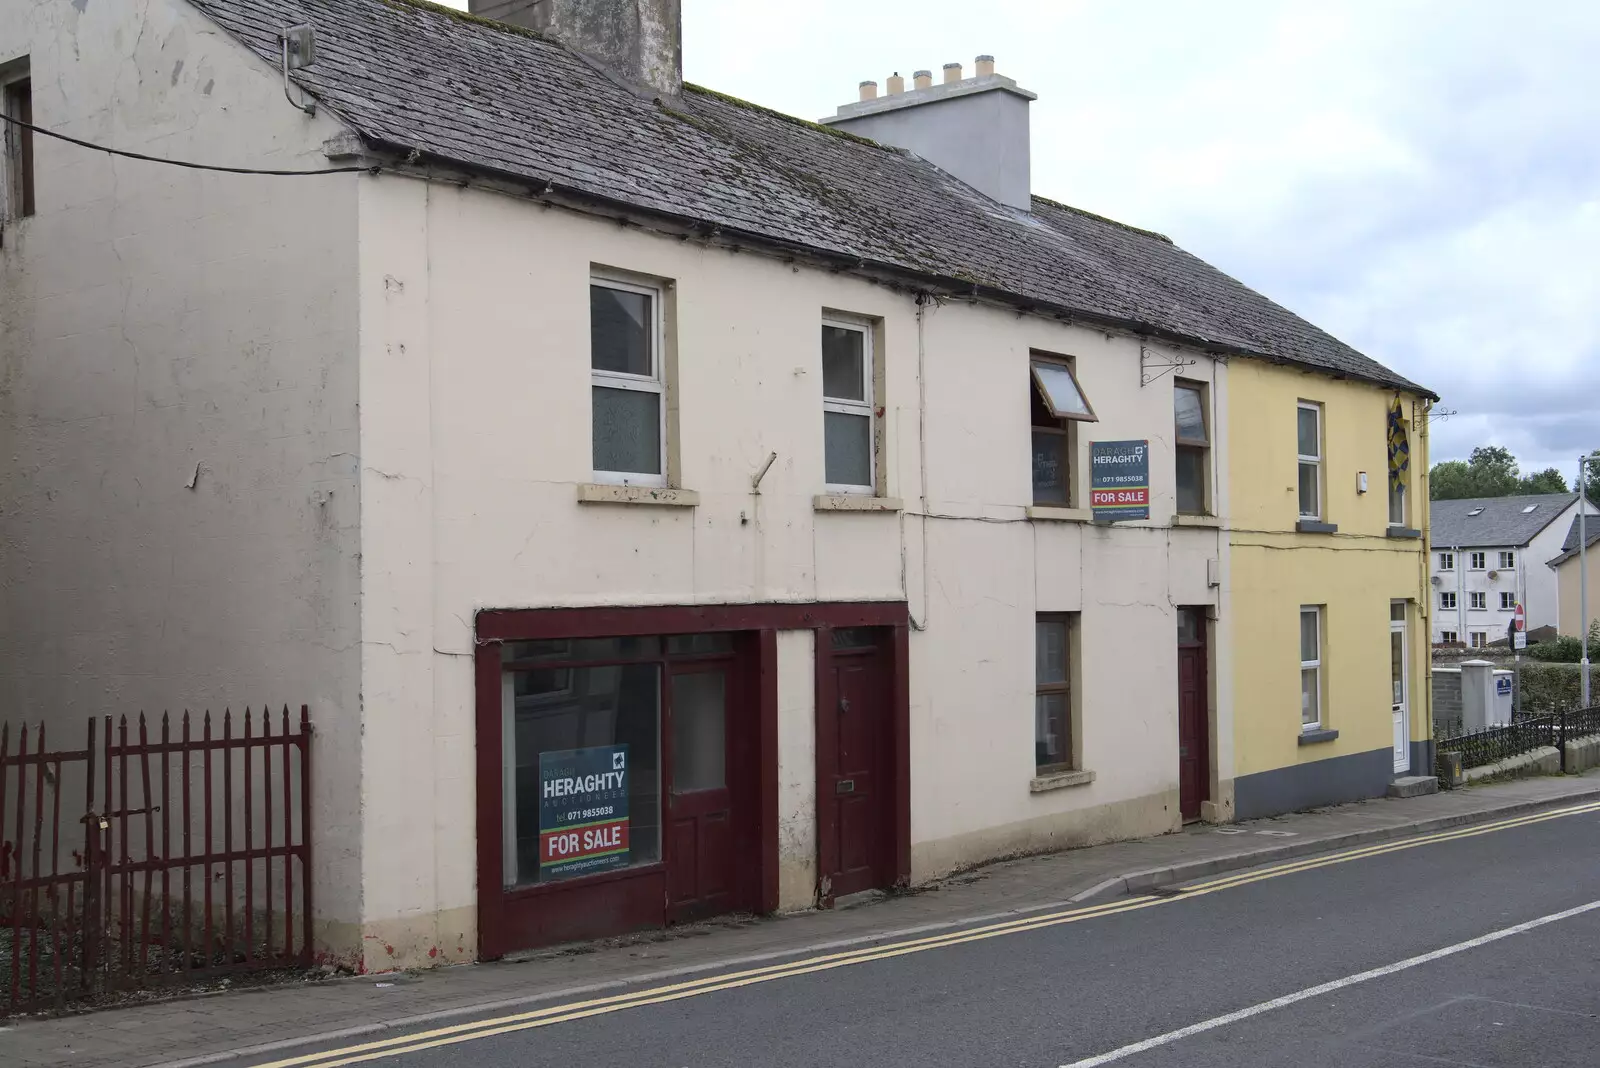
top-left (1140, 345), bottom-right (1196, 387)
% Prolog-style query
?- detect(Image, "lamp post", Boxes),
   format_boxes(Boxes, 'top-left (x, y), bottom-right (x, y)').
top-left (1583, 453), bottom-right (1594, 706)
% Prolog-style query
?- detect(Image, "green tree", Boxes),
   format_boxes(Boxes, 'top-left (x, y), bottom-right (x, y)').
top-left (1429, 445), bottom-right (1522, 499)
top-left (1519, 467), bottom-right (1568, 494)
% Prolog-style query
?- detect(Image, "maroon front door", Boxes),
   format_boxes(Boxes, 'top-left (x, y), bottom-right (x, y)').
top-left (818, 628), bottom-right (894, 901)
top-left (664, 662), bottom-right (737, 921)
top-left (1177, 608), bottom-right (1211, 822)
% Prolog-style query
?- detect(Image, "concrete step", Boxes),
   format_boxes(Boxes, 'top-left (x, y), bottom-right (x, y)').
top-left (1388, 775), bottom-right (1441, 798)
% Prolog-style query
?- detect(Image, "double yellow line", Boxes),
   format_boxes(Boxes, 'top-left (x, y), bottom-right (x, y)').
top-left (248, 798), bottom-right (1600, 1068)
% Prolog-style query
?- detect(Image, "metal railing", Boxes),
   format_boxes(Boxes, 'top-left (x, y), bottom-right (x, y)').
top-left (1436, 705), bottom-right (1600, 785)
top-left (1, 707), bottom-right (312, 1015)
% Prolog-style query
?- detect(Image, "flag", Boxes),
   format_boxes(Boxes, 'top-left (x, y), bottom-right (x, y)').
top-left (1387, 397), bottom-right (1410, 491)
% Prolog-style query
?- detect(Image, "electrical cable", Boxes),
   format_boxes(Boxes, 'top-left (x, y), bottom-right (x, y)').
top-left (0, 110), bottom-right (379, 177)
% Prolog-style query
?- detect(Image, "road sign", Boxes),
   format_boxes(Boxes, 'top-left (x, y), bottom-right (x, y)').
top-left (1514, 604), bottom-right (1526, 631)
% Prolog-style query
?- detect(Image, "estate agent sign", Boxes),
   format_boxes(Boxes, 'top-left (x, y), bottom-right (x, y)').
top-left (538, 744), bottom-right (631, 880)
top-left (1090, 440), bottom-right (1150, 521)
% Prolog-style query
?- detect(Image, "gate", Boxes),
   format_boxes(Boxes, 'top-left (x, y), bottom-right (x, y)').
top-left (1, 707), bottom-right (312, 1014)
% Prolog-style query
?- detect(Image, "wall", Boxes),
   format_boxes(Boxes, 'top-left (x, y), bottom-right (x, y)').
top-left (1227, 361), bottom-right (1431, 817)
top-left (1554, 544), bottom-right (1599, 640)
top-left (353, 178), bottom-right (1227, 959)
top-left (0, 0), bottom-right (365, 949)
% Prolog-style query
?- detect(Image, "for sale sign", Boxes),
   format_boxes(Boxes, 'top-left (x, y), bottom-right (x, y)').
top-left (1090, 440), bottom-right (1150, 521)
top-left (538, 745), bottom-right (630, 880)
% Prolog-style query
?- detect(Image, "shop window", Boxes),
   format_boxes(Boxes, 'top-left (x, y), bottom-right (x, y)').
top-left (1030, 354), bottom-right (1095, 505)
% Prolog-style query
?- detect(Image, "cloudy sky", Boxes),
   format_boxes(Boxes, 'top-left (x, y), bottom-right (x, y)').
top-left (453, 1), bottom-right (1598, 477)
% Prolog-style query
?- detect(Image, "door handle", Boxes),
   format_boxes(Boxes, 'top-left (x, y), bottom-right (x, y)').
top-left (838, 698), bottom-right (850, 715)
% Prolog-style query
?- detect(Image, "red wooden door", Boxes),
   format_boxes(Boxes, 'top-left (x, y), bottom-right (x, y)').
top-left (819, 629), bottom-right (893, 901)
top-left (1177, 609), bottom-right (1210, 822)
top-left (664, 664), bottom-right (735, 921)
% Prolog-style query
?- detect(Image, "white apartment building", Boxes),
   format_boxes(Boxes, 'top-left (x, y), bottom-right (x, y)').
top-left (1430, 493), bottom-right (1598, 646)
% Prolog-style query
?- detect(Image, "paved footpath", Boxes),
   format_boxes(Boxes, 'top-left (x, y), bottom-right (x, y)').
top-left (4, 772), bottom-right (1599, 1068)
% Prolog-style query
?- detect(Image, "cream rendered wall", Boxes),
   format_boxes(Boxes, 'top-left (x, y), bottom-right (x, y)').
top-left (353, 177), bottom-right (1229, 954)
top-left (0, 0), bottom-right (365, 949)
top-left (775, 629), bottom-right (817, 910)
top-left (1555, 553), bottom-right (1599, 638)
top-left (1228, 361), bottom-right (1431, 782)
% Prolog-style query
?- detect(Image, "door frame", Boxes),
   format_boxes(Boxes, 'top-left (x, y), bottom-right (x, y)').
top-left (1176, 607), bottom-right (1212, 823)
top-left (813, 625), bottom-right (909, 904)
top-left (474, 601), bottom-right (909, 958)
top-left (1391, 606), bottom-right (1411, 774)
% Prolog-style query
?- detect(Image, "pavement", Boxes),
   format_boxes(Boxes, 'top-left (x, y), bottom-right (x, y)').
top-left (4, 770), bottom-right (1600, 1068)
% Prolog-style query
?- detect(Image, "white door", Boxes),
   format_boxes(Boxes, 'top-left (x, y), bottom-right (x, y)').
top-left (1390, 606), bottom-right (1410, 773)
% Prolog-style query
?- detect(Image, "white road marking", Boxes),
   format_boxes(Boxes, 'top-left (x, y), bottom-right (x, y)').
top-left (1059, 898), bottom-right (1600, 1068)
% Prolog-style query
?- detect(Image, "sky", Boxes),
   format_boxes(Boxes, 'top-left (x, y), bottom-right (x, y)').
top-left (448, 1), bottom-right (1599, 478)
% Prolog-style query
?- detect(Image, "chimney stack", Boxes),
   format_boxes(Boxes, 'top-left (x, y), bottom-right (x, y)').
top-left (819, 55), bottom-right (1036, 211)
top-left (859, 80), bottom-right (878, 102)
top-left (469, 0), bottom-right (683, 97)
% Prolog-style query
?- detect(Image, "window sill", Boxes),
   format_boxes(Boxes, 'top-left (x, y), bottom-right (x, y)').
top-left (577, 483), bottom-right (700, 507)
top-left (1172, 513), bottom-right (1222, 528)
top-left (1027, 505), bottom-right (1092, 523)
top-left (1295, 519), bottom-right (1339, 534)
top-left (1298, 728), bottom-right (1340, 746)
top-left (1386, 526), bottom-right (1422, 539)
top-left (1030, 768), bottom-right (1096, 793)
top-left (813, 494), bottom-right (903, 512)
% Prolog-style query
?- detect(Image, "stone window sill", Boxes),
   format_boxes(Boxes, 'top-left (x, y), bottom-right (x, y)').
top-left (1386, 526), bottom-right (1422, 539)
top-left (1030, 768), bottom-right (1096, 793)
top-left (577, 483), bottom-right (700, 507)
top-left (1172, 513), bottom-right (1222, 528)
top-left (814, 494), bottom-right (903, 512)
top-left (1295, 519), bottom-right (1339, 534)
top-left (1027, 505), bottom-right (1092, 523)
top-left (1298, 727), bottom-right (1340, 746)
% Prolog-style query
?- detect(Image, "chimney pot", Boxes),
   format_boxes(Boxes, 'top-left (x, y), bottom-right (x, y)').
top-left (913, 69), bottom-right (933, 90)
top-left (887, 72), bottom-right (905, 94)
top-left (943, 62), bottom-right (962, 83)
top-left (859, 80), bottom-right (878, 101)
top-left (975, 54), bottom-right (995, 77)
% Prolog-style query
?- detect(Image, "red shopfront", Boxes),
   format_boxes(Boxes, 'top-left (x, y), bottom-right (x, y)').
top-left (474, 602), bottom-right (910, 958)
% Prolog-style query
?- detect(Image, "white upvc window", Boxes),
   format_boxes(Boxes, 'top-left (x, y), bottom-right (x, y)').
top-left (590, 275), bottom-right (667, 486)
top-left (1300, 606), bottom-right (1323, 731)
top-left (1440, 630), bottom-right (1459, 644)
top-left (1470, 591), bottom-right (1487, 611)
top-left (1500, 592), bottom-right (1516, 610)
top-left (1439, 592), bottom-right (1457, 611)
top-left (1499, 551), bottom-right (1515, 569)
top-left (1297, 402), bottom-right (1322, 519)
top-left (1470, 631), bottom-right (1489, 649)
top-left (821, 318), bottom-right (875, 493)
top-left (1469, 551), bottom-right (1486, 570)
top-left (1438, 551), bottom-right (1455, 570)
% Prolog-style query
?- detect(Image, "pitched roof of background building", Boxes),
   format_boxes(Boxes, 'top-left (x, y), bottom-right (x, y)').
top-left (190, 0), bottom-right (1432, 396)
top-left (1547, 513), bottom-right (1600, 567)
top-left (1431, 493), bottom-right (1579, 549)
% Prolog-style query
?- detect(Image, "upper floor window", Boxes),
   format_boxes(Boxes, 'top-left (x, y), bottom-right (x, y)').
top-left (590, 275), bottom-right (665, 486)
top-left (1174, 380), bottom-right (1210, 515)
top-left (1438, 551), bottom-right (1455, 571)
top-left (1439, 592), bottom-right (1456, 611)
top-left (1030, 354), bottom-right (1096, 506)
top-left (1469, 551), bottom-right (1486, 571)
top-left (1297, 402), bottom-right (1322, 519)
top-left (1386, 401), bottom-right (1409, 527)
top-left (2, 61), bottom-right (33, 220)
top-left (1499, 551), bottom-right (1515, 569)
top-left (1500, 592), bottom-right (1517, 610)
top-left (821, 319), bottom-right (874, 493)
top-left (1469, 591), bottom-right (1487, 611)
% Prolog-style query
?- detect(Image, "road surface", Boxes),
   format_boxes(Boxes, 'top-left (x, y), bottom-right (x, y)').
top-left (254, 802), bottom-right (1600, 1067)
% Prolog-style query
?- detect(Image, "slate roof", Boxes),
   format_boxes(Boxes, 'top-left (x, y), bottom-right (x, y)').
top-left (1431, 494), bottom-right (1578, 549)
top-left (1547, 513), bottom-right (1600, 567)
top-left (190, 0), bottom-right (1432, 396)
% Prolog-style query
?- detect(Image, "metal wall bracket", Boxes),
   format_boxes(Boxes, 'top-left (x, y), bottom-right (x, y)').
top-left (280, 25), bottom-right (317, 115)
top-left (1140, 345), bottom-right (1196, 387)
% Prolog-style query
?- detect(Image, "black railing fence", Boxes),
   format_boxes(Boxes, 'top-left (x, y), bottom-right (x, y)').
top-left (1436, 705), bottom-right (1600, 786)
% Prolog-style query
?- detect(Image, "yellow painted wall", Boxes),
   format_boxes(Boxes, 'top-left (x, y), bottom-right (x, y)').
top-left (1227, 361), bottom-right (1432, 779)
top-left (1555, 553), bottom-right (1600, 638)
